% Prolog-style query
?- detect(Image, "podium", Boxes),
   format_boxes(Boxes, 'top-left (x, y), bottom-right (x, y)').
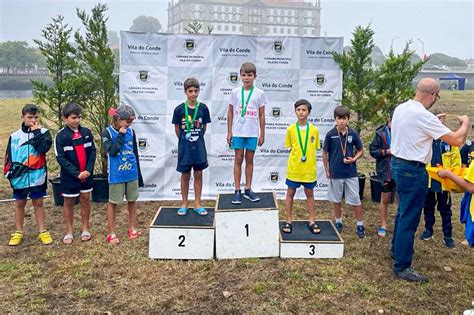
top-left (279, 220), bottom-right (344, 259)
top-left (215, 192), bottom-right (280, 259)
top-left (149, 207), bottom-right (215, 259)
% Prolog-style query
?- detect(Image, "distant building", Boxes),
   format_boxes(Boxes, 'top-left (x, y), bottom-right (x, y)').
top-left (168, 0), bottom-right (321, 37)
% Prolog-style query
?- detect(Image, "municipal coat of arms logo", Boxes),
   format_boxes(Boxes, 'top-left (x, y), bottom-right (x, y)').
top-left (184, 39), bottom-right (195, 52)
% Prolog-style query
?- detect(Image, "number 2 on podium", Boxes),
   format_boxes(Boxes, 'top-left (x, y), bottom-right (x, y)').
top-left (244, 224), bottom-right (249, 237)
top-left (178, 235), bottom-right (185, 247)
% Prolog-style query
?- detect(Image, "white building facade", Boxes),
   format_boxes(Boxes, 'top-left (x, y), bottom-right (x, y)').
top-left (168, 0), bottom-right (321, 37)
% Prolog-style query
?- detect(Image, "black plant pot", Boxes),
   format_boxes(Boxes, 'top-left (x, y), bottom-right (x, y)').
top-left (92, 174), bottom-right (109, 203)
top-left (49, 177), bottom-right (79, 206)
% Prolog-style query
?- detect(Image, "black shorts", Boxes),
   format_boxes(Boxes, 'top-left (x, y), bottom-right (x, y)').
top-left (381, 180), bottom-right (396, 193)
top-left (62, 181), bottom-right (94, 198)
top-left (177, 162), bottom-right (208, 173)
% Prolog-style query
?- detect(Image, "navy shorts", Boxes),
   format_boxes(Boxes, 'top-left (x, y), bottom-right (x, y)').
top-left (286, 178), bottom-right (317, 189)
top-left (13, 189), bottom-right (47, 200)
top-left (177, 162), bottom-right (208, 173)
top-left (62, 181), bottom-right (94, 198)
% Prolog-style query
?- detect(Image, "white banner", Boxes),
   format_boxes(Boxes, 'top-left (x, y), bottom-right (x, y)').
top-left (120, 32), bottom-right (343, 200)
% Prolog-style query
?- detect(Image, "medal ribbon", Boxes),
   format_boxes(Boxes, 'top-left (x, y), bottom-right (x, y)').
top-left (296, 122), bottom-right (310, 160)
top-left (338, 127), bottom-right (348, 158)
top-left (184, 100), bottom-right (200, 134)
top-left (240, 86), bottom-right (254, 117)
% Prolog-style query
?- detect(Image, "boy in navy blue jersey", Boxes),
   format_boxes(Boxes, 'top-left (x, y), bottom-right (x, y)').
top-left (172, 78), bottom-right (211, 216)
top-left (323, 106), bottom-right (365, 238)
top-left (55, 103), bottom-right (96, 244)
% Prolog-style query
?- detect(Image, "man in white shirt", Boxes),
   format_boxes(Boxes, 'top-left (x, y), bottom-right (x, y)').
top-left (390, 78), bottom-right (469, 283)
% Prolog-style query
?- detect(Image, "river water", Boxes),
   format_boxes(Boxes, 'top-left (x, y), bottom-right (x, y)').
top-left (0, 90), bottom-right (33, 99)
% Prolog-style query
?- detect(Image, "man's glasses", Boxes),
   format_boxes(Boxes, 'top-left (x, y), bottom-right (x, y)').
top-left (433, 92), bottom-right (441, 101)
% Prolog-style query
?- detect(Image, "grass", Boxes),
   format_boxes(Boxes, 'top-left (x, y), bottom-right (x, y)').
top-left (0, 92), bottom-right (473, 312)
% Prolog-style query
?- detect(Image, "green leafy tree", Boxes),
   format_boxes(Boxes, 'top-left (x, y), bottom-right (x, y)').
top-left (185, 20), bottom-right (213, 34)
top-left (130, 15), bottom-right (162, 33)
top-left (375, 42), bottom-right (424, 123)
top-left (32, 16), bottom-right (85, 129)
top-left (332, 25), bottom-right (379, 134)
top-left (0, 41), bottom-right (45, 73)
top-left (75, 4), bottom-right (118, 175)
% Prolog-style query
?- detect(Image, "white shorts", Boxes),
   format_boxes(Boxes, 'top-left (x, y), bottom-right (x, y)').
top-left (327, 177), bottom-right (361, 206)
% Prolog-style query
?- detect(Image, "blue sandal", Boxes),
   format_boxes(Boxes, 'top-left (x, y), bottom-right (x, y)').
top-left (377, 227), bottom-right (387, 237)
top-left (193, 207), bottom-right (208, 216)
top-left (177, 207), bottom-right (188, 216)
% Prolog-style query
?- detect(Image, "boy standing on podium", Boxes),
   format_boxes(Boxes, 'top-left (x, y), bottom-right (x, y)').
top-left (281, 99), bottom-right (321, 234)
top-left (172, 78), bottom-right (211, 216)
top-left (227, 62), bottom-right (267, 204)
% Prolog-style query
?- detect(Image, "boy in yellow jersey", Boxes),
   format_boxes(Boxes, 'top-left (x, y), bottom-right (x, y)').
top-left (282, 99), bottom-right (321, 234)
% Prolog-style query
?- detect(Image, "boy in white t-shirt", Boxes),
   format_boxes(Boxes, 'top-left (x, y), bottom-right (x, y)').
top-left (226, 62), bottom-right (267, 204)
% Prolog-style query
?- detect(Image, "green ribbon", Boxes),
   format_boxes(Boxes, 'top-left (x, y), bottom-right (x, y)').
top-left (296, 122), bottom-right (309, 160)
top-left (240, 86), bottom-right (254, 117)
top-left (184, 100), bottom-right (200, 134)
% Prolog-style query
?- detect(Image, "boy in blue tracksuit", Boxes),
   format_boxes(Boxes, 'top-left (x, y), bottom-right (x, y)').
top-left (4, 104), bottom-right (53, 246)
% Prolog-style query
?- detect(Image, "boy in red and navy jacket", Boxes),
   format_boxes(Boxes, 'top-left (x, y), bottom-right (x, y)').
top-left (54, 103), bottom-right (96, 244)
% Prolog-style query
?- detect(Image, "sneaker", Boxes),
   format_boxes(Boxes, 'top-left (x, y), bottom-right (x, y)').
top-left (419, 230), bottom-right (433, 240)
top-left (128, 229), bottom-right (141, 240)
top-left (443, 237), bottom-right (455, 249)
top-left (394, 266), bottom-right (428, 283)
top-left (231, 190), bottom-right (242, 204)
top-left (243, 189), bottom-right (260, 202)
top-left (38, 230), bottom-right (53, 245)
top-left (106, 234), bottom-right (120, 245)
top-left (335, 222), bottom-right (343, 233)
top-left (357, 225), bottom-right (366, 239)
top-left (8, 231), bottom-right (24, 246)
top-left (377, 227), bottom-right (387, 238)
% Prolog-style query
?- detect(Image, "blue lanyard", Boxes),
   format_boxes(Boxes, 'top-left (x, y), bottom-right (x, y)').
top-left (384, 126), bottom-right (391, 147)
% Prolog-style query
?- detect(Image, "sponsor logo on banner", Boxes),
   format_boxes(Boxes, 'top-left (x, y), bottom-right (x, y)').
top-left (304, 49), bottom-right (338, 59)
top-left (259, 147), bottom-right (290, 157)
top-left (308, 116), bottom-right (335, 127)
top-left (138, 137), bottom-right (148, 152)
top-left (137, 70), bottom-right (150, 84)
top-left (269, 171), bottom-right (280, 186)
top-left (218, 46), bottom-right (252, 57)
top-left (314, 181), bottom-right (329, 192)
top-left (272, 41), bottom-right (283, 55)
top-left (228, 72), bottom-right (239, 86)
top-left (215, 180), bottom-right (245, 192)
top-left (305, 74), bottom-right (335, 98)
top-left (271, 107), bottom-right (282, 120)
top-left (126, 44), bottom-right (162, 55)
top-left (184, 39), bottom-right (195, 52)
top-left (135, 114), bottom-right (160, 126)
top-left (139, 182), bottom-right (158, 193)
top-left (314, 74), bottom-right (326, 87)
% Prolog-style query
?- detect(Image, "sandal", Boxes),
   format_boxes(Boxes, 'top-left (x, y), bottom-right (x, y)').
top-left (81, 231), bottom-right (92, 242)
top-left (177, 207), bottom-right (188, 216)
top-left (377, 227), bottom-right (387, 238)
top-left (62, 233), bottom-right (74, 245)
top-left (193, 207), bottom-right (208, 216)
top-left (281, 222), bottom-right (292, 234)
top-left (106, 234), bottom-right (120, 245)
top-left (308, 223), bottom-right (321, 234)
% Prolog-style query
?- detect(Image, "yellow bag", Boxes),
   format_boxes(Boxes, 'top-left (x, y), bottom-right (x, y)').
top-left (426, 165), bottom-right (466, 193)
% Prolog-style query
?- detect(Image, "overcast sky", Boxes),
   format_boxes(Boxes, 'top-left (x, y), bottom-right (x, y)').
top-left (1, 0), bottom-right (472, 59)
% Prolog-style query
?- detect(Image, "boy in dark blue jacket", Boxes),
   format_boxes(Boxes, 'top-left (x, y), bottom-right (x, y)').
top-left (55, 103), bottom-right (96, 244)
top-left (369, 117), bottom-right (394, 237)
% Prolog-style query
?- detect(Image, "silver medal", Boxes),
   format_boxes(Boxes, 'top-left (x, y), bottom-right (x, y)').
top-left (301, 156), bottom-right (307, 162)
top-left (239, 116), bottom-right (246, 124)
top-left (185, 132), bottom-right (191, 140)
